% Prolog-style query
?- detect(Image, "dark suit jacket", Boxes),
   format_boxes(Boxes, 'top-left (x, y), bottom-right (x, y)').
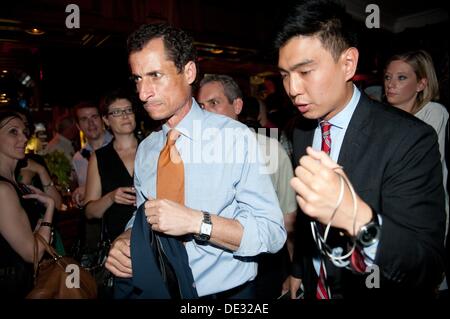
top-left (291, 93), bottom-right (446, 298)
top-left (114, 203), bottom-right (198, 299)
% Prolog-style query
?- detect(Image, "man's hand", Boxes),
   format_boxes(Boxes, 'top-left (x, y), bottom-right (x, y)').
top-left (105, 229), bottom-right (132, 278)
top-left (144, 198), bottom-right (202, 236)
top-left (289, 276), bottom-right (303, 299)
top-left (290, 147), bottom-right (372, 236)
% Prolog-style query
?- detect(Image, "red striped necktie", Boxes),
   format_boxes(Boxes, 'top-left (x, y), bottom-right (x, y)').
top-left (316, 120), bottom-right (332, 299)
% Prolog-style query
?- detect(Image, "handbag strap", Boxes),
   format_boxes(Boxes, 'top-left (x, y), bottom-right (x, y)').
top-left (100, 217), bottom-right (111, 244)
top-left (32, 233), bottom-right (61, 276)
top-left (32, 234), bottom-right (39, 276)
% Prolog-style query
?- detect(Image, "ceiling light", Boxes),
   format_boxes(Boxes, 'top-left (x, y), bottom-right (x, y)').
top-left (210, 49), bottom-right (223, 54)
top-left (25, 28), bottom-right (45, 35)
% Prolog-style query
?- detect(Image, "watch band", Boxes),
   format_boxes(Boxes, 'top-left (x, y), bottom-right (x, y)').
top-left (202, 211), bottom-right (211, 225)
top-left (40, 221), bottom-right (53, 229)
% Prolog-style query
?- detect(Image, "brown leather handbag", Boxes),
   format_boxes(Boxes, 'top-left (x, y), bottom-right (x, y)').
top-left (26, 233), bottom-right (97, 299)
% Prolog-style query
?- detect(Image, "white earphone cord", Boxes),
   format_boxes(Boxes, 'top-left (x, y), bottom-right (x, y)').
top-left (311, 167), bottom-right (358, 266)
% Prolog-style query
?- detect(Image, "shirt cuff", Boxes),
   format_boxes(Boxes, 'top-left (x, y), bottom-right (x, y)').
top-left (233, 211), bottom-right (285, 257)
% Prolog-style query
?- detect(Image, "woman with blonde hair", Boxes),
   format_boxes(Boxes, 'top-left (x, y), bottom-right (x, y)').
top-left (384, 50), bottom-right (443, 113)
top-left (385, 50), bottom-right (449, 293)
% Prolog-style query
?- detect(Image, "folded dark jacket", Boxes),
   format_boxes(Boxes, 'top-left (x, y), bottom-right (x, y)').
top-left (114, 203), bottom-right (198, 299)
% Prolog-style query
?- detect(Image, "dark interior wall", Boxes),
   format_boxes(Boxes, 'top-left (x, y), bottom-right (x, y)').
top-left (1, 0), bottom-right (448, 111)
top-left (39, 46), bottom-right (131, 106)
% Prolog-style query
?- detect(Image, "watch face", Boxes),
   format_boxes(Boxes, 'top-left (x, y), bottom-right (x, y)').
top-left (359, 223), bottom-right (380, 246)
top-left (201, 223), bottom-right (212, 236)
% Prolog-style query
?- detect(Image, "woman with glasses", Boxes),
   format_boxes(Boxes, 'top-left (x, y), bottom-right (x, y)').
top-left (0, 110), bottom-right (56, 298)
top-left (82, 89), bottom-right (139, 298)
top-left (83, 89), bottom-right (140, 298)
top-left (84, 89), bottom-right (139, 242)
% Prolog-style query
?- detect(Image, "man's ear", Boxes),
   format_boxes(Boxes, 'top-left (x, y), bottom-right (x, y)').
top-left (184, 61), bottom-right (197, 85)
top-left (341, 47), bottom-right (359, 81)
top-left (233, 98), bottom-right (243, 116)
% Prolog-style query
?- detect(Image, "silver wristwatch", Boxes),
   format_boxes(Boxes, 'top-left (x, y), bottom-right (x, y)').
top-left (194, 211), bottom-right (212, 242)
top-left (355, 211), bottom-right (381, 247)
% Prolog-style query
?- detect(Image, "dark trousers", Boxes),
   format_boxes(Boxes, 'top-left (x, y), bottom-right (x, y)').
top-left (200, 280), bottom-right (256, 299)
top-left (255, 244), bottom-right (290, 299)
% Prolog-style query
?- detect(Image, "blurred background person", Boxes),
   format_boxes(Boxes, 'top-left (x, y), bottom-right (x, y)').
top-left (198, 74), bottom-right (297, 298)
top-left (84, 89), bottom-right (138, 240)
top-left (83, 89), bottom-right (138, 298)
top-left (46, 115), bottom-right (78, 162)
top-left (71, 101), bottom-right (113, 267)
top-left (384, 50), bottom-right (449, 231)
top-left (0, 110), bottom-right (56, 298)
top-left (9, 106), bottom-right (65, 255)
top-left (71, 101), bottom-right (113, 207)
top-left (6, 106), bottom-right (63, 210)
top-left (384, 49), bottom-right (449, 295)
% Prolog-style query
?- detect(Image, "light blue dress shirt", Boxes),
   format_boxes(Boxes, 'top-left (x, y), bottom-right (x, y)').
top-left (311, 86), bottom-right (380, 272)
top-left (72, 130), bottom-right (113, 187)
top-left (127, 99), bottom-right (286, 297)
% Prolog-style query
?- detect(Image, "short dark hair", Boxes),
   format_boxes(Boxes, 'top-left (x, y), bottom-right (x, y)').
top-left (99, 88), bottom-right (137, 116)
top-left (127, 23), bottom-right (197, 73)
top-left (199, 74), bottom-right (243, 104)
top-left (73, 101), bottom-right (99, 122)
top-left (274, 0), bottom-right (357, 61)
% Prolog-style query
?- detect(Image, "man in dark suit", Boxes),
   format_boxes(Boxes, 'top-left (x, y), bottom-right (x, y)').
top-left (276, 0), bottom-right (446, 298)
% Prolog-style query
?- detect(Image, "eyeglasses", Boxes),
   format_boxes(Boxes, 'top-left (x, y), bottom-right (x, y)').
top-left (107, 107), bottom-right (134, 117)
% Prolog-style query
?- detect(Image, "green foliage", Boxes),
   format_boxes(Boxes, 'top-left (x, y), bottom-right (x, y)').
top-left (43, 150), bottom-right (72, 188)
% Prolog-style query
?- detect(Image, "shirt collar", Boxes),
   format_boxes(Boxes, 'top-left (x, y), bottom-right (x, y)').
top-left (83, 130), bottom-right (113, 151)
top-left (320, 84), bottom-right (361, 130)
top-left (162, 98), bottom-right (203, 140)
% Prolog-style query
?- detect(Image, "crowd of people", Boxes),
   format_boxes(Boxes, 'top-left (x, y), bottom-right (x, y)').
top-left (0, 0), bottom-right (448, 300)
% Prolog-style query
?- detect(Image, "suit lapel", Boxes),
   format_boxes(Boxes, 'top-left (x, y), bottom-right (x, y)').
top-left (338, 94), bottom-right (373, 182)
top-left (292, 119), bottom-right (317, 162)
top-left (292, 95), bottom-right (374, 177)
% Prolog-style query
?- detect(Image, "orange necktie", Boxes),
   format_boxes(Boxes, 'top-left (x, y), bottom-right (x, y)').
top-left (156, 129), bottom-right (184, 204)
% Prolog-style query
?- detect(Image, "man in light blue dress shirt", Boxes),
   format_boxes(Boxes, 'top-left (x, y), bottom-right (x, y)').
top-left (105, 23), bottom-right (286, 298)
